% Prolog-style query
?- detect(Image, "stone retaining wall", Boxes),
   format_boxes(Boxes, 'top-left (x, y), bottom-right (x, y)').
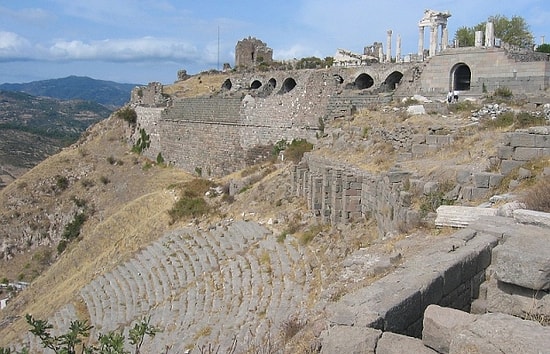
top-left (293, 154), bottom-right (418, 237)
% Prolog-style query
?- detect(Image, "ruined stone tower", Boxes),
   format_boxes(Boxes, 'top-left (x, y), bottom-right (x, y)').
top-left (235, 37), bottom-right (273, 69)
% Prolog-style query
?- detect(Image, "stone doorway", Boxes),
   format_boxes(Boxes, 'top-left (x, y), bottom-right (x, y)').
top-left (451, 63), bottom-right (471, 91)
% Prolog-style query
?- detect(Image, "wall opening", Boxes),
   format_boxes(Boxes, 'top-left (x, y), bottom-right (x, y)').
top-left (268, 78), bottom-right (277, 89)
top-left (250, 80), bottom-right (262, 89)
top-left (354, 73), bottom-right (374, 90)
top-left (333, 74), bottom-right (344, 84)
top-left (222, 78), bottom-right (233, 90)
top-left (452, 63), bottom-right (471, 91)
top-left (280, 77), bottom-right (297, 93)
top-left (384, 71), bottom-right (404, 91)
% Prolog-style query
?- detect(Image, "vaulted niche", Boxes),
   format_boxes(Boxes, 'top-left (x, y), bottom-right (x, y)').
top-left (222, 78), bottom-right (232, 90)
top-left (333, 74), bottom-right (344, 84)
top-left (452, 63), bottom-right (471, 91)
top-left (268, 78), bottom-right (277, 89)
top-left (280, 77), bottom-right (297, 93)
top-left (384, 71), bottom-right (404, 90)
top-left (250, 80), bottom-right (262, 89)
top-left (354, 73), bottom-right (374, 90)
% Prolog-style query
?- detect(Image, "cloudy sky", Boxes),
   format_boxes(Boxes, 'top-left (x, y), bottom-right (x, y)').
top-left (1, 0), bottom-right (548, 85)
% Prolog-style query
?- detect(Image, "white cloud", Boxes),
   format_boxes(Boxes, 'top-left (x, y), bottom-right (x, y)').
top-left (49, 37), bottom-right (201, 62)
top-left (0, 31), bottom-right (33, 59)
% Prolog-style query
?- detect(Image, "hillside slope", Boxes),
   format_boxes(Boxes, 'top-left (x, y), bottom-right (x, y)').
top-left (0, 76), bottom-right (138, 108)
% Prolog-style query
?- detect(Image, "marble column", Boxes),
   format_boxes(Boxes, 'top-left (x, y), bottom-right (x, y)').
top-left (485, 22), bottom-right (494, 47)
top-left (396, 34), bottom-right (401, 62)
top-left (418, 26), bottom-right (425, 57)
top-left (441, 24), bottom-right (448, 51)
top-left (386, 30), bottom-right (393, 62)
top-left (429, 25), bottom-right (438, 57)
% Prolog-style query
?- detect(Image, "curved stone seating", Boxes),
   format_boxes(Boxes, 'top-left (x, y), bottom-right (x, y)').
top-left (73, 221), bottom-right (312, 352)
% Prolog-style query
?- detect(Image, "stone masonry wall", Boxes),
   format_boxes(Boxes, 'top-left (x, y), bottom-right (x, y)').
top-left (418, 47), bottom-right (550, 97)
top-left (293, 154), bottom-right (419, 237)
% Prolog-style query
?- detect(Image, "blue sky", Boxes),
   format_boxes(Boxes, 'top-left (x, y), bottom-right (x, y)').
top-left (1, 0), bottom-right (548, 85)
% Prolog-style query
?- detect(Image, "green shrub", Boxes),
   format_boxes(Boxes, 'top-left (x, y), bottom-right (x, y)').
top-left (168, 179), bottom-right (215, 223)
top-left (62, 212), bottom-right (87, 241)
top-left (132, 128), bottom-right (150, 154)
top-left (494, 86), bottom-right (513, 98)
top-left (156, 152), bottom-right (165, 165)
top-left (483, 111), bottom-right (515, 129)
top-left (115, 107), bottom-right (137, 125)
top-left (275, 139), bottom-right (314, 163)
top-left (55, 175), bottom-right (69, 191)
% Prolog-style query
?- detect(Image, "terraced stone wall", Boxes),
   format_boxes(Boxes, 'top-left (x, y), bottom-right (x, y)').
top-left (293, 154), bottom-right (419, 237)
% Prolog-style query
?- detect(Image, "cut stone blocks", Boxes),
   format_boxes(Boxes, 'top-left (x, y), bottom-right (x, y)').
top-left (422, 304), bottom-right (477, 354)
top-left (377, 332), bottom-right (438, 354)
top-left (492, 228), bottom-right (550, 290)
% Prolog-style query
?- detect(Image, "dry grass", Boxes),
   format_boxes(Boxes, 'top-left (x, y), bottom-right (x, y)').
top-left (162, 73), bottom-right (228, 98)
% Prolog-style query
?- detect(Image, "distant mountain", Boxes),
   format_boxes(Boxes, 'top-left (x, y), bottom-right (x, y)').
top-left (0, 90), bottom-right (112, 184)
top-left (0, 76), bottom-right (140, 108)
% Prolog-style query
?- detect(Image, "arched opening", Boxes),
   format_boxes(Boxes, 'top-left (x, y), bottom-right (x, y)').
top-left (384, 71), bottom-right (403, 91)
top-left (268, 78), bottom-right (277, 89)
top-left (452, 63), bottom-right (471, 91)
top-left (333, 74), bottom-right (344, 84)
top-left (222, 78), bottom-right (232, 90)
top-left (354, 73), bottom-right (374, 90)
top-left (280, 77), bottom-right (297, 93)
top-left (250, 80), bottom-right (262, 89)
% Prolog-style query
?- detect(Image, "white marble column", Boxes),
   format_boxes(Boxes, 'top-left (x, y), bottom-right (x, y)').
top-left (418, 26), bottom-right (425, 57)
top-left (396, 34), bottom-right (401, 62)
top-left (441, 24), bottom-right (448, 51)
top-left (485, 22), bottom-right (494, 47)
top-left (386, 30), bottom-right (392, 62)
top-left (429, 25), bottom-right (438, 56)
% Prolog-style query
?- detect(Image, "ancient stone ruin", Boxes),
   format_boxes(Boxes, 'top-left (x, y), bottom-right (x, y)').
top-left (235, 37), bottom-right (273, 70)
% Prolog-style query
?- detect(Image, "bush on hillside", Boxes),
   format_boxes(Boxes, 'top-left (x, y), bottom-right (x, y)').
top-left (521, 176), bottom-right (550, 212)
top-left (115, 107), bottom-right (137, 125)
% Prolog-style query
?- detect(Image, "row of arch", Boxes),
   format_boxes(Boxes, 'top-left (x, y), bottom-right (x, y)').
top-left (221, 71), bottom-right (406, 94)
top-left (221, 63), bottom-right (472, 94)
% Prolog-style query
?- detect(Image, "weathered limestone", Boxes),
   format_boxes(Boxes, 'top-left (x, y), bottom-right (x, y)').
top-left (377, 332), bottom-right (438, 354)
top-left (420, 306), bottom-right (550, 354)
top-left (513, 208), bottom-right (550, 228)
top-left (449, 313), bottom-right (550, 354)
top-left (435, 205), bottom-right (498, 228)
top-left (422, 304), bottom-right (476, 353)
top-left (492, 226), bottom-right (550, 290)
top-left (320, 326), bottom-right (381, 354)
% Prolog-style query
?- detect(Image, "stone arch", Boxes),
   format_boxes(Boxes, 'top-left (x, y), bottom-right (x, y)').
top-left (222, 78), bottom-right (232, 90)
top-left (333, 74), bottom-right (344, 84)
top-left (250, 80), bottom-right (262, 89)
top-left (354, 73), bottom-right (374, 90)
top-left (267, 78), bottom-right (277, 89)
top-left (384, 71), bottom-right (403, 90)
top-left (280, 77), bottom-right (297, 93)
top-left (451, 63), bottom-right (471, 91)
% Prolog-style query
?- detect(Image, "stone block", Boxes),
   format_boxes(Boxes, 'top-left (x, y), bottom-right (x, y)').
top-left (455, 170), bottom-right (471, 184)
top-left (509, 132), bottom-right (536, 147)
top-left (320, 325), bottom-right (381, 354)
top-left (473, 173), bottom-right (491, 188)
top-left (513, 147), bottom-right (545, 161)
top-left (449, 313), bottom-right (550, 354)
top-left (497, 145), bottom-right (514, 159)
top-left (513, 209), bottom-right (550, 229)
top-left (535, 134), bottom-right (550, 148)
top-left (423, 181), bottom-right (439, 195)
top-left (500, 159), bottom-right (523, 175)
top-left (489, 173), bottom-right (504, 187)
top-left (412, 144), bottom-right (438, 156)
top-left (492, 229), bottom-right (550, 290)
top-left (485, 278), bottom-right (550, 318)
top-left (377, 332), bottom-right (438, 354)
top-left (422, 305), bottom-right (476, 354)
top-left (435, 206), bottom-right (498, 228)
